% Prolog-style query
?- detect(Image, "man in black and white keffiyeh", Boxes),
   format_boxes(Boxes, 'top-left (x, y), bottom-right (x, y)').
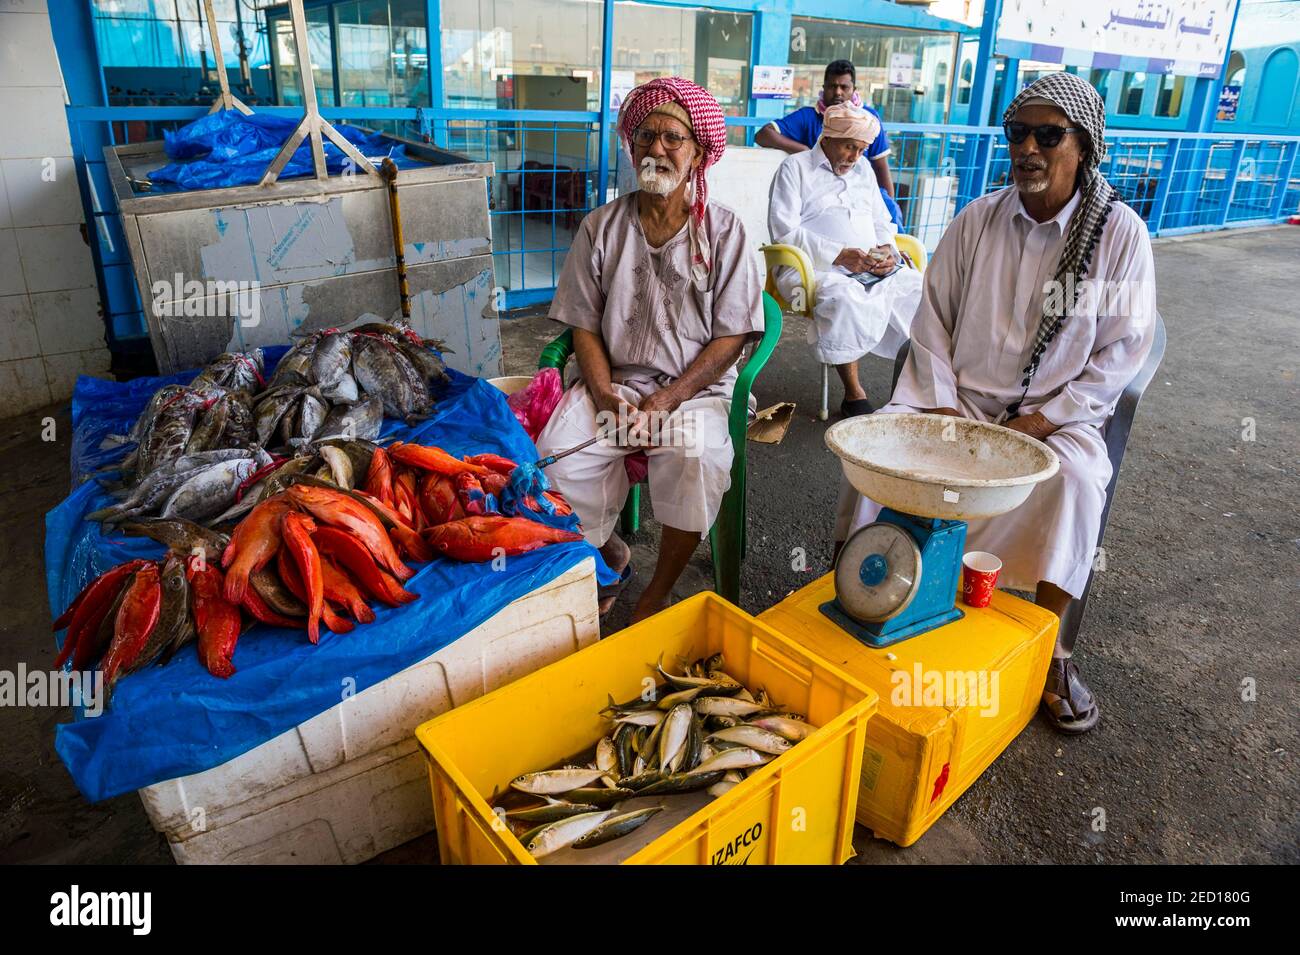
top-left (834, 72), bottom-right (1159, 734)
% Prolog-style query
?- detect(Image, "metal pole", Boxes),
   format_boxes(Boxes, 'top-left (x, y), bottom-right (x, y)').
top-left (595, 0), bottom-right (615, 206)
top-left (204, 0), bottom-right (254, 115)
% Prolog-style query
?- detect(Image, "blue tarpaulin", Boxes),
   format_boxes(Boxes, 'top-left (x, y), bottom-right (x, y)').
top-left (149, 111), bottom-right (420, 192)
top-left (48, 358), bottom-right (616, 802)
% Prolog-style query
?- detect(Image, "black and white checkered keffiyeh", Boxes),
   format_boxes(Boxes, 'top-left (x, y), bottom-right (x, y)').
top-left (1003, 72), bottom-right (1117, 415)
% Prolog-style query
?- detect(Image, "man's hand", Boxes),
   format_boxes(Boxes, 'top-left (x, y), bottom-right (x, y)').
top-left (834, 247), bottom-right (874, 273)
top-left (629, 386), bottom-right (684, 445)
top-left (592, 387), bottom-right (643, 445)
top-left (1003, 411), bottom-right (1058, 441)
top-left (926, 407), bottom-right (962, 417)
top-left (866, 245), bottom-right (898, 276)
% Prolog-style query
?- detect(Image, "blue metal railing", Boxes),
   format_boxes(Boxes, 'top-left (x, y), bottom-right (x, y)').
top-left (62, 105), bottom-right (1300, 342)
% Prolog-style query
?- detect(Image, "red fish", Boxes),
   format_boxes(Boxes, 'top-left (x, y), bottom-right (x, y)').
top-left (394, 469), bottom-right (420, 529)
top-left (281, 511), bottom-right (326, 643)
top-left (464, 452), bottom-right (517, 476)
top-left (277, 544), bottom-right (354, 637)
top-left (286, 484), bottom-right (413, 581)
top-left (320, 556), bottom-right (376, 623)
top-left (188, 558), bottom-right (242, 678)
top-left (365, 447), bottom-right (395, 507)
top-left (417, 473), bottom-right (464, 526)
top-left (388, 443), bottom-right (495, 478)
top-left (222, 496), bottom-right (292, 603)
top-left (312, 526), bottom-right (418, 607)
top-left (352, 489), bottom-right (433, 563)
top-left (99, 563), bottom-right (162, 691)
top-left (53, 559), bottom-right (152, 669)
top-left (422, 516), bottom-right (583, 562)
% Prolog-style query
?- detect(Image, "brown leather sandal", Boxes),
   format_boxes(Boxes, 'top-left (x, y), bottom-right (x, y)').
top-left (1041, 658), bottom-right (1101, 734)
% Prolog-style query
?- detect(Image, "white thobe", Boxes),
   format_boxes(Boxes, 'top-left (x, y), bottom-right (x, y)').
top-left (768, 144), bottom-right (922, 365)
top-left (835, 185), bottom-right (1158, 598)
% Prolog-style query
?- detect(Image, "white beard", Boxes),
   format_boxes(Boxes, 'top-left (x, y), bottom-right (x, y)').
top-left (638, 157), bottom-right (684, 196)
top-left (1017, 176), bottom-right (1051, 194)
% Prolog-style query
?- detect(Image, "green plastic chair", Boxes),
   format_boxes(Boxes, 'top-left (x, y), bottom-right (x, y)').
top-left (537, 291), bottom-right (783, 605)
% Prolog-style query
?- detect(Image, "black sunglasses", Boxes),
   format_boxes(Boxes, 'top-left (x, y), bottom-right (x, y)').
top-left (1003, 122), bottom-right (1082, 148)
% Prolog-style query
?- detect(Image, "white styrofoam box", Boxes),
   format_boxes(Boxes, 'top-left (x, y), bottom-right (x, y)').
top-left (1, 157), bottom-right (84, 227)
top-left (165, 740), bottom-right (430, 865)
top-left (140, 557), bottom-right (598, 846)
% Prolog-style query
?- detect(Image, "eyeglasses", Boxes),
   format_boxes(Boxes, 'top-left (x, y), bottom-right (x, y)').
top-left (630, 127), bottom-right (693, 151)
top-left (1003, 122), bottom-right (1082, 148)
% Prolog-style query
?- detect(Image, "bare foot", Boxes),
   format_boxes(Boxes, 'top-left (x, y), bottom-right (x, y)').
top-left (598, 533), bottom-right (631, 615)
top-left (630, 592), bottom-right (669, 624)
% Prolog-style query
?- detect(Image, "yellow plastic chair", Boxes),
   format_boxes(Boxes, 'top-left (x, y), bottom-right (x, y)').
top-left (762, 235), bottom-right (926, 421)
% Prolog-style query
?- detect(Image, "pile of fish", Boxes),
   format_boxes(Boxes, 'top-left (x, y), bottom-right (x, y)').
top-left (495, 653), bottom-right (819, 860)
top-left (92, 322), bottom-right (449, 529)
top-left (57, 441), bottom-right (586, 697)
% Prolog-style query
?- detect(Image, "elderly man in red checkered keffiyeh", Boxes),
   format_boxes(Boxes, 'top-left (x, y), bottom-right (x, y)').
top-left (535, 76), bottom-right (764, 623)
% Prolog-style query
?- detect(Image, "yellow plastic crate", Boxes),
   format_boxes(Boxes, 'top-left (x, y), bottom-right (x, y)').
top-left (415, 592), bottom-right (878, 865)
top-left (758, 574), bottom-right (1057, 847)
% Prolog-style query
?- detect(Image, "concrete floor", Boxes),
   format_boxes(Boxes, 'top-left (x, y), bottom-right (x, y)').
top-left (1, 226), bottom-right (1296, 864)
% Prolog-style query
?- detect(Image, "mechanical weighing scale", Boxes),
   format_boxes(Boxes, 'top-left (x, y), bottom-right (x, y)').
top-left (822, 414), bottom-right (1060, 648)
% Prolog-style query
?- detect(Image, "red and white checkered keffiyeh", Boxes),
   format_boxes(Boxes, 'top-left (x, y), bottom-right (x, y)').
top-left (618, 76), bottom-right (727, 284)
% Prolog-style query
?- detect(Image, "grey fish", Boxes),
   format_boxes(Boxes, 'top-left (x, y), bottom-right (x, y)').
top-left (572, 807), bottom-right (663, 849)
top-left (653, 653), bottom-right (742, 691)
top-left (395, 338), bottom-right (450, 392)
top-left (618, 770), bottom-right (665, 792)
top-left (160, 455), bottom-right (263, 523)
top-left (692, 696), bottom-right (770, 718)
top-left (270, 338), bottom-right (317, 387)
top-left (746, 715), bottom-right (818, 742)
top-left (658, 703), bottom-right (693, 773)
top-left (558, 787), bottom-right (634, 807)
top-left (320, 372), bottom-right (359, 404)
top-left (87, 464), bottom-right (208, 523)
top-left (120, 518), bottom-right (229, 561)
top-left (707, 725), bottom-right (794, 755)
top-left (184, 393), bottom-right (230, 454)
top-left (505, 800), bottom-right (599, 824)
top-left (686, 747), bottom-right (773, 776)
top-left (510, 767), bottom-right (609, 796)
top-left (218, 391), bottom-right (256, 448)
top-left (309, 332), bottom-right (352, 388)
top-left (352, 335), bottom-right (413, 419)
top-left (317, 445), bottom-right (354, 489)
top-left (317, 396), bottom-right (382, 442)
top-left (123, 555), bottom-right (189, 676)
top-left (390, 348), bottom-right (432, 419)
top-left (315, 437), bottom-right (376, 483)
top-left (254, 386), bottom-right (302, 446)
top-left (193, 349), bottom-right (264, 391)
top-left (251, 566), bottom-right (306, 617)
top-left (636, 770), bottom-right (725, 797)
top-left (139, 389), bottom-right (205, 477)
top-left (524, 810), bottom-right (613, 859)
top-left (297, 388), bottom-right (328, 442)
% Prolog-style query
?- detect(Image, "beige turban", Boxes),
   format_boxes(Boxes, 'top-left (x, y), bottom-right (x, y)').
top-left (650, 101), bottom-right (692, 131)
top-left (819, 103), bottom-right (880, 146)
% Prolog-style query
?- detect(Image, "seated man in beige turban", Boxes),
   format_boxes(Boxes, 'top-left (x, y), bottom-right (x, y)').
top-left (768, 103), bottom-right (923, 417)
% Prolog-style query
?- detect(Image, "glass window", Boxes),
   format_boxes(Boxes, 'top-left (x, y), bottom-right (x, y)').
top-left (269, 5), bottom-right (336, 107)
top-left (332, 0), bottom-right (429, 109)
top-left (1089, 69), bottom-right (1111, 106)
top-left (957, 59), bottom-right (973, 105)
top-left (441, 0), bottom-right (604, 110)
top-left (788, 17), bottom-right (958, 125)
top-left (1155, 73), bottom-right (1185, 118)
top-left (613, 4), bottom-right (753, 144)
top-left (1118, 72), bottom-right (1146, 115)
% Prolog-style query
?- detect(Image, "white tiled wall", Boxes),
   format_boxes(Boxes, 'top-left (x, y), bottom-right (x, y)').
top-left (0, 4), bottom-right (110, 418)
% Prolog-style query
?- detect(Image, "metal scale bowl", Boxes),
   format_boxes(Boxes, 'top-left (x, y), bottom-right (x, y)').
top-left (822, 413), bottom-right (1060, 647)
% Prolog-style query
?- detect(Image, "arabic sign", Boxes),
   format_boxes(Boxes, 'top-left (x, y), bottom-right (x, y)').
top-left (610, 70), bottom-right (636, 111)
top-left (753, 65), bottom-right (795, 99)
top-left (996, 0), bottom-right (1239, 79)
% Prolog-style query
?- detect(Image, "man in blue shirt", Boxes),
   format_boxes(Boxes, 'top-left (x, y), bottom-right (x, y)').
top-left (756, 59), bottom-right (903, 226)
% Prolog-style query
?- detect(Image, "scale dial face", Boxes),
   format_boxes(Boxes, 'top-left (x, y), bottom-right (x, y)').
top-left (835, 521), bottom-right (923, 623)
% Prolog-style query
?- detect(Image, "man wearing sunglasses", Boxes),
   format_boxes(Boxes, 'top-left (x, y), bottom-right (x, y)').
top-left (536, 78), bottom-right (763, 623)
top-left (757, 59), bottom-right (903, 227)
top-left (768, 102), bottom-right (923, 417)
top-left (833, 72), bottom-right (1158, 734)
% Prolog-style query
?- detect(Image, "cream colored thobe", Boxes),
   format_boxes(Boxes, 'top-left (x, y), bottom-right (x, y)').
top-left (536, 193), bottom-right (764, 545)
top-left (835, 184), bottom-right (1158, 598)
top-left (768, 144), bottom-right (922, 365)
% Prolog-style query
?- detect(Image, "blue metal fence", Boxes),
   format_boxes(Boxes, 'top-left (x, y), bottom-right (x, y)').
top-left (63, 105), bottom-right (1300, 345)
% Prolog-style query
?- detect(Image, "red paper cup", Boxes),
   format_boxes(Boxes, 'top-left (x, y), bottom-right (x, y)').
top-left (962, 551), bottom-right (1002, 608)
